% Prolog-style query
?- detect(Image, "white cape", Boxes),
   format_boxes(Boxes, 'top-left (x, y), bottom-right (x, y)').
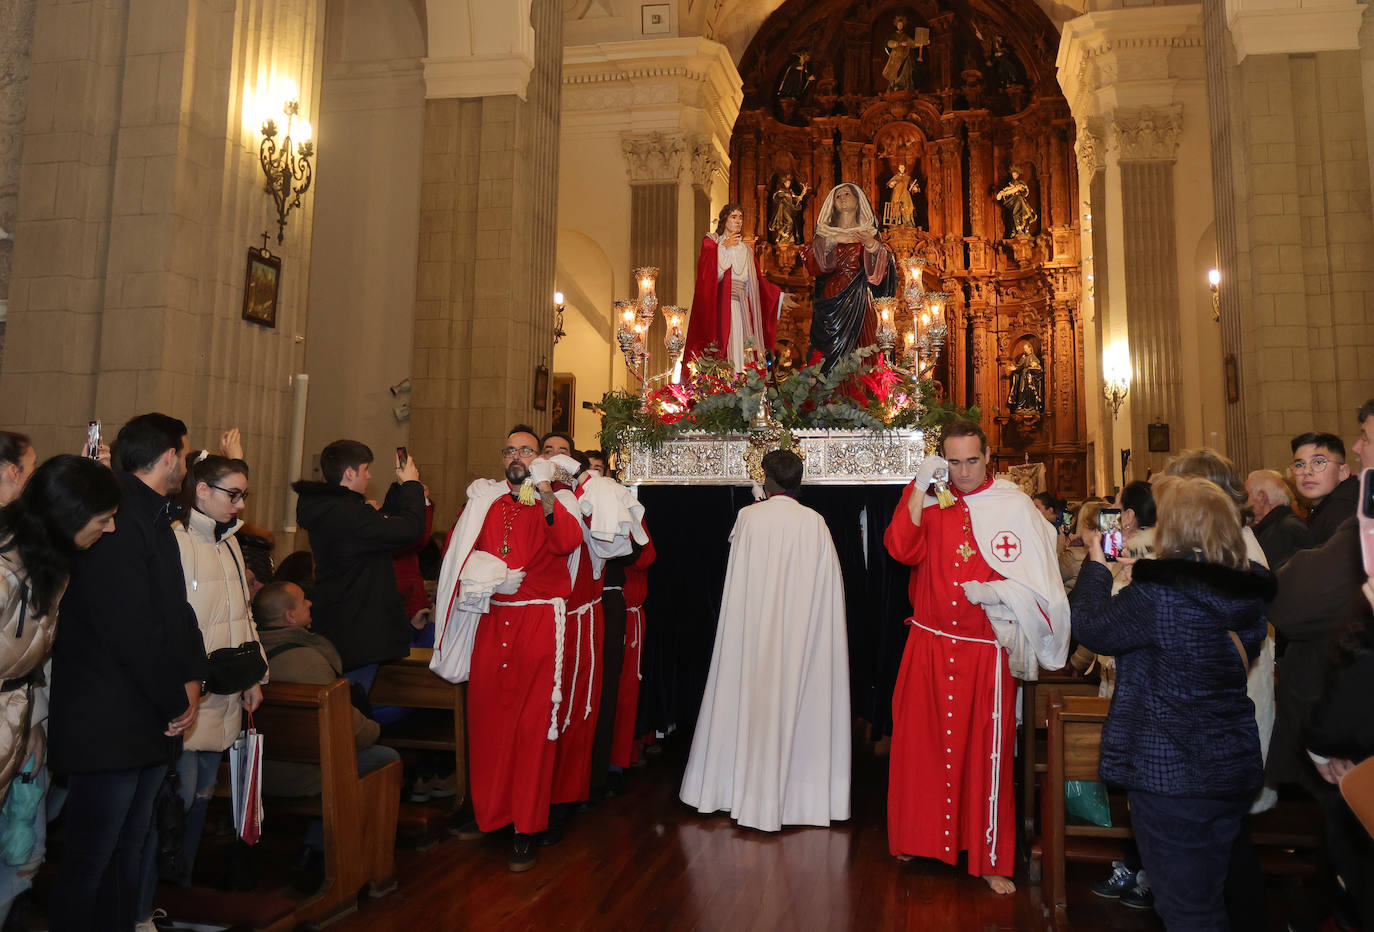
top-left (679, 495), bottom-right (851, 831)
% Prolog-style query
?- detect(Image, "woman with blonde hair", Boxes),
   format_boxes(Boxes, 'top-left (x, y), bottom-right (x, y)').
top-left (1070, 475), bottom-right (1274, 930)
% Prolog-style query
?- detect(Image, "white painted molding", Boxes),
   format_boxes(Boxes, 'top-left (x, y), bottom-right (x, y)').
top-left (423, 53), bottom-right (536, 100)
top-left (1226, 0), bottom-right (1367, 61)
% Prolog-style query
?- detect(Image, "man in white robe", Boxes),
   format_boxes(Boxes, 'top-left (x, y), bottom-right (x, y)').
top-left (679, 450), bottom-right (851, 832)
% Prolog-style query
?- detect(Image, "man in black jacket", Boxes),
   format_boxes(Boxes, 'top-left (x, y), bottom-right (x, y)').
top-left (48, 413), bottom-right (207, 931)
top-left (1290, 431), bottom-right (1357, 547)
top-left (1245, 469), bottom-right (1310, 571)
top-left (291, 440), bottom-right (425, 690)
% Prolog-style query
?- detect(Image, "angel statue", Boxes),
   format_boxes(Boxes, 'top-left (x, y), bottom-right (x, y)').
top-left (996, 167), bottom-right (1037, 237)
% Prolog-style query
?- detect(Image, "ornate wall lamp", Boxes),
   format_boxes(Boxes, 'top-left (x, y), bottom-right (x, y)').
top-left (553, 291), bottom-right (566, 344)
top-left (1208, 268), bottom-right (1221, 322)
top-left (259, 82), bottom-right (314, 244)
top-left (1103, 344), bottom-right (1131, 420)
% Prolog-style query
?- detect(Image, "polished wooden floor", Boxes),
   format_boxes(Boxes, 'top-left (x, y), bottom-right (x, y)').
top-left (330, 741), bottom-right (1187, 932)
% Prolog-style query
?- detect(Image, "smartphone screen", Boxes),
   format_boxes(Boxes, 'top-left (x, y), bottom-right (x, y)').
top-left (1359, 467), bottom-right (1374, 577)
top-left (396, 446), bottom-right (408, 469)
top-left (86, 420), bottom-right (101, 459)
top-left (1098, 507), bottom-right (1124, 562)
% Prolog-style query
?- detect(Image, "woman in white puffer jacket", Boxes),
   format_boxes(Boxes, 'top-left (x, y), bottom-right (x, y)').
top-left (140, 443), bottom-right (265, 914)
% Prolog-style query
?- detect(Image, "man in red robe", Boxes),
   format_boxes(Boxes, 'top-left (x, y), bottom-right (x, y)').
top-left (449, 427), bottom-right (584, 871)
top-left (611, 520), bottom-right (655, 771)
top-left (884, 419), bottom-right (1068, 894)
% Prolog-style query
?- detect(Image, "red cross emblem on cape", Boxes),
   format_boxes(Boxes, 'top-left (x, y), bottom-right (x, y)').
top-left (991, 531), bottom-right (1021, 563)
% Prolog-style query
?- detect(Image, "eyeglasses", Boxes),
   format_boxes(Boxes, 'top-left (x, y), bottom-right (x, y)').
top-left (208, 483), bottom-right (249, 504)
top-left (501, 446), bottom-right (537, 459)
top-left (1291, 455), bottom-right (1340, 474)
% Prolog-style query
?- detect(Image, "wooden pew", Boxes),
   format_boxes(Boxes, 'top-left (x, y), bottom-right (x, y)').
top-left (1037, 691), bottom-right (1319, 921)
top-left (1020, 672), bottom-right (1101, 844)
top-left (255, 679), bottom-right (403, 929)
top-left (370, 648), bottom-right (469, 845)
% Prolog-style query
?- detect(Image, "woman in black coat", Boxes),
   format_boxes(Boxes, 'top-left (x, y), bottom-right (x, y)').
top-left (1071, 475), bottom-right (1274, 931)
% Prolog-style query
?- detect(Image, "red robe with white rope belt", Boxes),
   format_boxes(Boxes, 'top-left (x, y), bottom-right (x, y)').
top-left (612, 523), bottom-right (656, 768)
top-left (468, 492), bottom-right (583, 834)
top-left (549, 489), bottom-right (605, 805)
top-left (883, 474), bottom-right (1016, 877)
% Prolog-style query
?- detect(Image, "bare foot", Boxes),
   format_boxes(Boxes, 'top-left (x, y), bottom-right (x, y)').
top-left (983, 875), bottom-right (1015, 895)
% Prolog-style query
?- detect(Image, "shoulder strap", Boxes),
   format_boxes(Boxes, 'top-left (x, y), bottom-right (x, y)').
top-left (1227, 630), bottom-right (1250, 673)
top-left (266, 642), bottom-right (303, 660)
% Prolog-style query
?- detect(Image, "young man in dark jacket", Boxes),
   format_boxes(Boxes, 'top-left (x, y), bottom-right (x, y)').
top-left (292, 440), bottom-right (425, 689)
top-left (48, 413), bottom-right (207, 931)
top-left (1290, 431), bottom-right (1357, 547)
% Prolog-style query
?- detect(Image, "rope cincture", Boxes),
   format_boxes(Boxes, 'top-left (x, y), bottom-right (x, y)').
top-left (563, 600), bottom-right (599, 730)
top-left (909, 618), bottom-right (1005, 869)
top-left (492, 596), bottom-right (567, 740)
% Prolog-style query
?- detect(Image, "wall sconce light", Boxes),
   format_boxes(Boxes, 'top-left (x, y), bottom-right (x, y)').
top-left (1207, 268), bottom-right (1221, 322)
top-left (553, 291), bottom-right (566, 344)
top-left (1103, 344), bottom-right (1131, 420)
top-left (259, 82), bottom-right (314, 244)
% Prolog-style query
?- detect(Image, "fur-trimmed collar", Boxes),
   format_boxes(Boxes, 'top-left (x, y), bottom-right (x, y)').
top-left (1132, 557), bottom-right (1276, 601)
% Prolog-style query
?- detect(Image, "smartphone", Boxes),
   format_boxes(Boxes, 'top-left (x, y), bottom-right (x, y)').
top-left (1098, 507), bottom-right (1124, 562)
top-left (1060, 511), bottom-right (1072, 533)
top-left (395, 446), bottom-right (408, 469)
top-left (1359, 467), bottom-right (1374, 577)
top-left (85, 420), bottom-right (101, 459)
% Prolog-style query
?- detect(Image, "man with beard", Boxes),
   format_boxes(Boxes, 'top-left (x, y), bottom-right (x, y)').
top-left (431, 426), bottom-right (583, 871)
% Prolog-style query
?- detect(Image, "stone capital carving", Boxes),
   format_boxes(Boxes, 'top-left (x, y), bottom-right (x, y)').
top-left (1075, 128), bottom-right (1102, 178)
top-left (689, 137), bottom-right (725, 192)
top-left (622, 132), bottom-right (687, 184)
top-left (1110, 106), bottom-right (1181, 162)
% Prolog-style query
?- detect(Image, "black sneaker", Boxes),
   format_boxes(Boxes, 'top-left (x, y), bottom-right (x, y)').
top-left (291, 847), bottom-right (326, 894)
top-left (1120, 883), bottom-right (1154, 910)
top-left (536, 821), bottom-right (564, 847)
top-left (1091, 861), bottom-right (1137, 899)
top-left (509, 833), bottom-right (536, 872)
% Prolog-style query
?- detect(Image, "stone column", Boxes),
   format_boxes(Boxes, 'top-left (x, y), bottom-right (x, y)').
top-left (1204, 0), bottom-right (1374, 469)
top-left (1059, 6), bottom-right (1218, 483)
top-left (409, 0), bottom-right (563, 514)
top-left (2, 0), bottom-right (325, 535)
top-left (0, 0), bottom-right (37, 354)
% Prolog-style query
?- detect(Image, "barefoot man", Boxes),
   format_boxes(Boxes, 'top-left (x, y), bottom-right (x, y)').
top-left (884, 420), bottom-right (1069, 893)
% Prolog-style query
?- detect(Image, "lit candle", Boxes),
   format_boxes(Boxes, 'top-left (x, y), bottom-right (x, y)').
top-left (904, 331), bottom-right (915, 349)
top-left (669, 314), bottom-right (681, 333)
top-left (622, 309), bottom-right (635, 328)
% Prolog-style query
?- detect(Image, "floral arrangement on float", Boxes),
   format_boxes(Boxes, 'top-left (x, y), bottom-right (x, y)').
top-left (595, 343), bottom-right (978, 459)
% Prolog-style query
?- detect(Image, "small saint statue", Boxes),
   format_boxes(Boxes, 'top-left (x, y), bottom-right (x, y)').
top-left (988, 34), bottom-right (1026, 89)
top-left (769, 173), bottom-right (810, 246)
top-left (776, 50), bottom-right (816, 102)
top-left (881, 15), bottom-right (929, 92)
top-left (1008, 343), bottom-right (1045, 413)
top-left (884, 164), bottom-right (921, 228)
top-left (996, 166), bottom-right (1037, 237)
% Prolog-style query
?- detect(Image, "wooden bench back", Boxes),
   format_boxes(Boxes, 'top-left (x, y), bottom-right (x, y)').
top-left (257, 680), bottom-right (359, 779)
top-left (369, 648), bottom-right (460, 710)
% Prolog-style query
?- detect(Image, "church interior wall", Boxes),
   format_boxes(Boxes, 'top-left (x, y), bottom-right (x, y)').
top-left (553, 229), bottom-right (619, 447)
top-left (300, 0), bottom-right (426, 484)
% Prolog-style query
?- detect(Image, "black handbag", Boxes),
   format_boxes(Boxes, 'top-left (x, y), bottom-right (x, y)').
top-left (154, 759), bottom-right (187, 878)
top-left (205, 643), bottom-right (267, 695)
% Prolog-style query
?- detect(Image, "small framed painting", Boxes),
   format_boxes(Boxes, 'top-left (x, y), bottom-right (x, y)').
top-left (533, 363), bottom-right (550, 411)
top-left (642, 3), bottom-right (670, 34)
top-left (552, 373), bottom-right (576, 434)
top-left (241, 247), bottom-right (282, 327)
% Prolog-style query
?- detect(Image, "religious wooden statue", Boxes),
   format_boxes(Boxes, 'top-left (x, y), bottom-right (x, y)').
top-left (776, 50), bottom-right (816, 101)
top-left (800, 183), bottom-right (896, 372)
top-left (996, 167), bottom-right (1037, 237)
top-left (881, 16), bottom-right (929, 92)
top-left (769, 173), bottom-right (810, 245)
top-left (1008, 343), bottom-right (1045, 413)
top-left (884, 164), bottom-right (921, 228)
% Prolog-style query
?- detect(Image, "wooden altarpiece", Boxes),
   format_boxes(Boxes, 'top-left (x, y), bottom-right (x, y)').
top-left (730, 0), bottom-right (1087, 495)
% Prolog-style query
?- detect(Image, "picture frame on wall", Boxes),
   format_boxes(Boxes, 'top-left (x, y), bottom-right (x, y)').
top-left (552, 373), bottom-right (575, 434)
top-left (241, 247), bottom-right (282, 327)
top-left (1148, 421), bottom-right (1171, 453)
top-left (533, 363), bottom-right (550, 411)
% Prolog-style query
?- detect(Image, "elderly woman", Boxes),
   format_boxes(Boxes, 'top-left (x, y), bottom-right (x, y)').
top-left (1071, 475), bottom-right (1274, 930)
top-left (801, 183), bottom-right (896, 372)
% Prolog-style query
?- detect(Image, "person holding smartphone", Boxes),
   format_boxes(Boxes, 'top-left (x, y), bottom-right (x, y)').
top-left (291, 440), bottom-right (425, 693)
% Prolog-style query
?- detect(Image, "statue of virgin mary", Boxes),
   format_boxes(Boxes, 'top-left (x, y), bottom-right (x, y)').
top-left (801, 183), bottom-right (896, 372)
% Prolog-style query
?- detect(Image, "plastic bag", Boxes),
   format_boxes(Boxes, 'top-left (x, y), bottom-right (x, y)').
top-left (1064, 779), bottom-right (1112, 827)
top-left (0, 756), bottom-right (43, 866)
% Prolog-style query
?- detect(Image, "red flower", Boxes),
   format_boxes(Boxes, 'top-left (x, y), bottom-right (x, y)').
top-left (859, 357), bottom-right (902, 404)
